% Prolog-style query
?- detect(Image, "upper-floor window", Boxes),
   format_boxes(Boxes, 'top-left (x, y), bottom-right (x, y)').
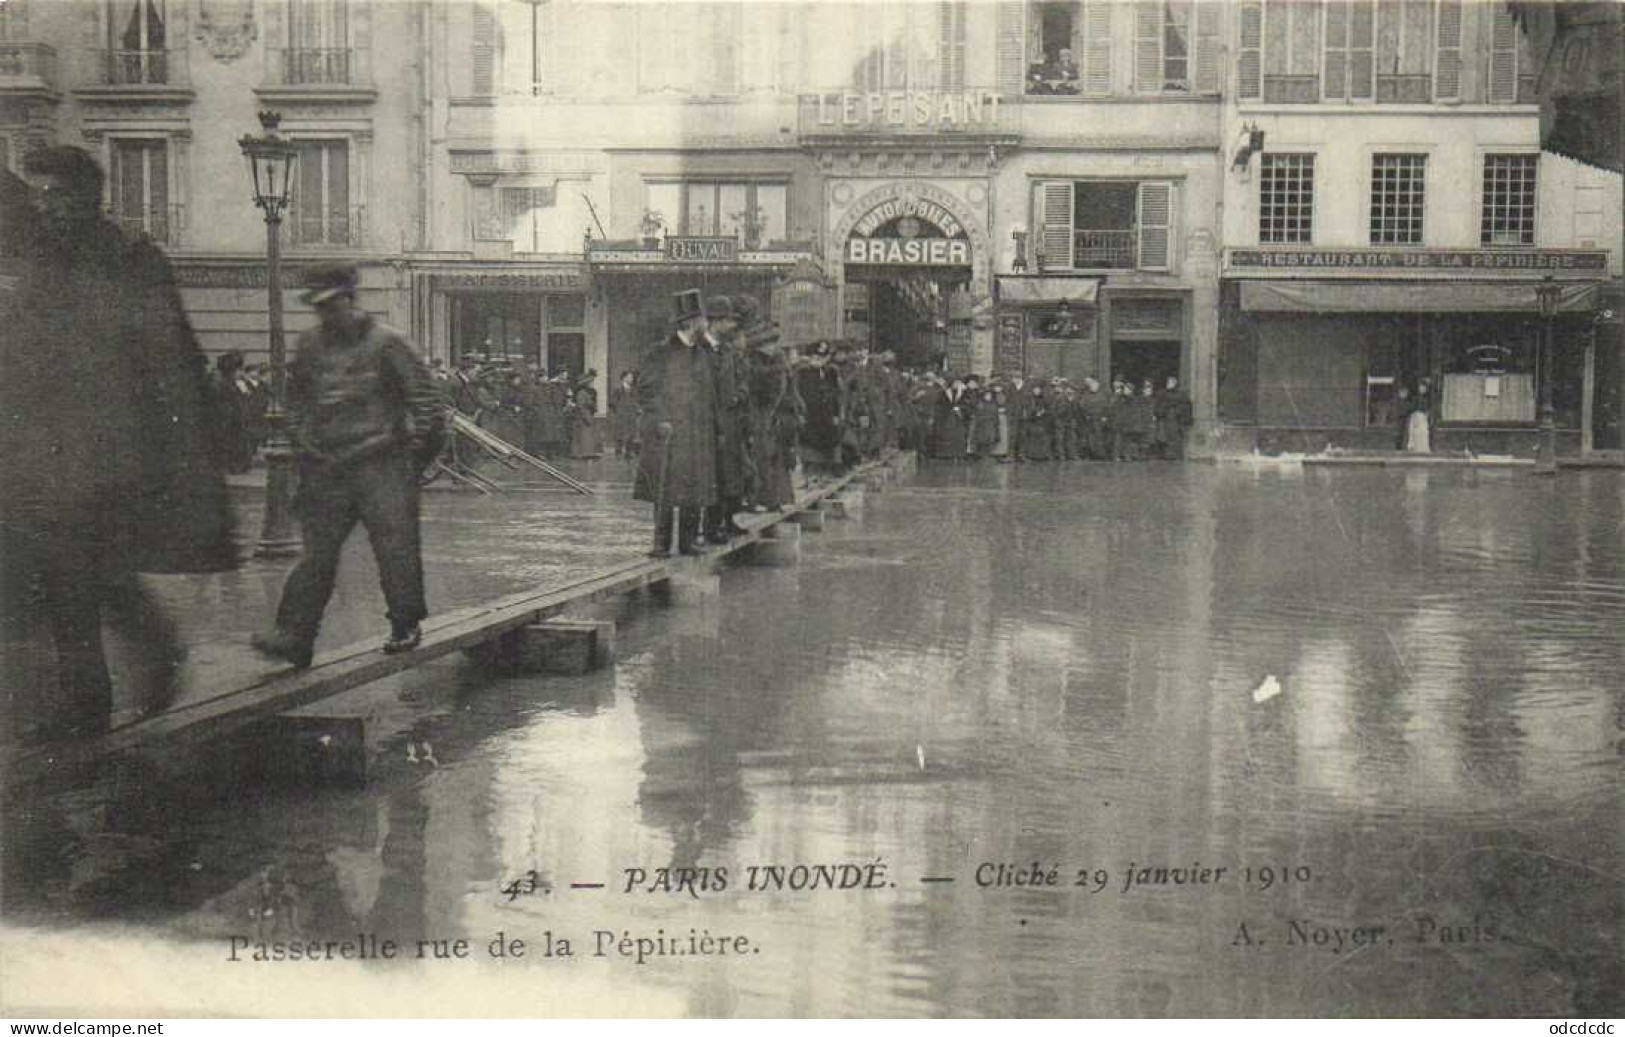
top-left (282, 0), bottom-right (351, 85)
top-left (644, 180), bottom-right (789, 248)
top-left (1481, 154), bottom-right (1536, 247)
top-left (1137, 0), bottom-right (1191, 93)
top-left (290, 139), bottom-right (353, 246)
top-left (0, 0), bottom-right (29, 41)
top-left (1024, 1), bottom-right (1217, 96)
top-left (1033, 179), bottom-right (1174, 272)
top-left (110, 137), bottom-right (170, 243)
top-left (1259, 153), bottom-right (1315, 244)
top-left (502, 183), bottom-right (594, 253)
top-left (1370, 153), bottom-right (1426, 245)
top-left (638, 2), bottom-right (740, 95)
top-left (105, 0), bottom-right (168, 84)
top-left (849, 1), bottom-right (965, 92)
top-left (1238, 0), bottom-right (1529, 105)
top-left (471, 1), bottom-right (547, 96)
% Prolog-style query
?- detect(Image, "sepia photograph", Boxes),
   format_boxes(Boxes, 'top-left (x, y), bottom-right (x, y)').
top-left (0, 0), bottom-right (1621, 1019)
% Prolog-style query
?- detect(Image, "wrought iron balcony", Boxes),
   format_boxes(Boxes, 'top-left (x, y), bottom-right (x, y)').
top-left (93, 48), bottom-right (187, 87)
top-left (289, 205), bottom-right (366, 248)
top-left (270, 47), bottom-right (365, 87)
top-left (112, 204), bottom-right (185, 245)
top-left (1072, 229), bottom-right (1137, 270)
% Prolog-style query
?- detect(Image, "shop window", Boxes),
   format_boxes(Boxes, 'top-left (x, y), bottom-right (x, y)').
top-left (1033, 179), bottom-right (1174, 272)
top-left (1481, 154), bottom-right (1536, 246)
top-left (1438, 321), bottom-right (1537, 424)
top-left (290, 140), bottom-right (354, 247)
top-left (110, 138), bottom-right (170, 243)
top-left (1259, 154), bottom-right (1314, 244)
top-left (1369, 153), bottom-right (1425, 246)
top-left (645, 180), bottom-right (788, 247)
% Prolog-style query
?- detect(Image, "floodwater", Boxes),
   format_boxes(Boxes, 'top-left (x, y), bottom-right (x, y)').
top-left (3, 461), bottom-right (1622, 1017)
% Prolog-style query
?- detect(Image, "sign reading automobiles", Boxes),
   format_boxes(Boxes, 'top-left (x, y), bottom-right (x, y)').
top-left (845, 197), bottom-right (971, 268)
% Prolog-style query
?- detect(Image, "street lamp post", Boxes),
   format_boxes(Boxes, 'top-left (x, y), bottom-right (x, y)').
top-left (238, 110), bottom-right (303, 555)
top-left (1534, 275), bottom-right (1563, 475)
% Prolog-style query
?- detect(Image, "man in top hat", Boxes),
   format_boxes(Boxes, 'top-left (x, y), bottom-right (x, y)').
top-left (635, 289), bottom-right (719, 556)
top-left (252, 262), bottom-right (444, 668)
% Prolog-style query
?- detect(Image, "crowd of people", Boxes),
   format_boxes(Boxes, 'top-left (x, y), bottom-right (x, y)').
top-left (913, 373), bottom-right (1194, 463)
top-left (433, 357), bottom-right (604, 460)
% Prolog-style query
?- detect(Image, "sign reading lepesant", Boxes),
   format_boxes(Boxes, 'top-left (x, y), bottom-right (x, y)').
top-left (811, 90), bottom-right (1002, 131)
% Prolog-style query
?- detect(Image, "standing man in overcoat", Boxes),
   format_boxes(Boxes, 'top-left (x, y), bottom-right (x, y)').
top-left (703, 296), bottom-right (751, 542)
top-left (252, 263), bottom-right (444, 668)
top-left (636, 290), bottom-right (720, 557)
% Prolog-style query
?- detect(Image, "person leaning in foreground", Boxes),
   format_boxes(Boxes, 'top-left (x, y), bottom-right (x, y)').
top-left (252, 263), bottom-right (445, 669)
top-left (1, 148), bottom-right (235, 744)
top-left (635, 289), bottom-right (720, 558)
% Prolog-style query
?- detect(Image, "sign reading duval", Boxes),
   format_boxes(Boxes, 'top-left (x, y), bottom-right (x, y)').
top-left (846, 196), bottom-right (972, 268)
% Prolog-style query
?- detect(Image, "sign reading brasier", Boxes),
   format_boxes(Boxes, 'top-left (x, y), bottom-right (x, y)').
top-left (845, 197), bottom-right (972, 268)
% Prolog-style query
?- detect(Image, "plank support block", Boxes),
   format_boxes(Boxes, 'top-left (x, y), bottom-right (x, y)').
top-left (238, 715), bottom-right (366, 787)
top-left (750, 523), bottom-right (801, 565)
top-left (791, 508), bottom-right (826, 531)
top-left (828, 490), bottom-right (864, 518)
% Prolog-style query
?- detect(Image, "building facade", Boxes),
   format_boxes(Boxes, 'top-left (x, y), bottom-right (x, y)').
top-left (4, 0), bottom-right (1618, 453)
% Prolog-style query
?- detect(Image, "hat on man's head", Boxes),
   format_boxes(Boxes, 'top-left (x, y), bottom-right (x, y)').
top-left (300, 262), bottom-right (359, 305)
top-left (705, 295), bottom-right (735, 322)
top-left (732, 296), bottom-right (761, 325)
top-left (22, 146), bottom-right (105, 200)
top-left (671, 289), bottom-right (705, 326)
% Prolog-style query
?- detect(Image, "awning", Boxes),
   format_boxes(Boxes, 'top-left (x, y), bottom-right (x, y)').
top-left (1240, 280), bottom-right (1602, 314)
top-left (997, 276), bottom-right (1099, 305)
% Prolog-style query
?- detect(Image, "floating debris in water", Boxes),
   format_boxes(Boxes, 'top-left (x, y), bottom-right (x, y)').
top-left (1252, 675), bottom-right (1283, 704)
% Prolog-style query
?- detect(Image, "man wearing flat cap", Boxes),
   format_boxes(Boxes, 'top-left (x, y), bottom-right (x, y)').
top-left (252, 262), bottom-right (444, 667)
top-left (635, 289), bottom-right (719, 556)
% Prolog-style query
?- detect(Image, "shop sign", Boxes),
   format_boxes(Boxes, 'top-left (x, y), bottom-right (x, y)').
top-left (666, 236), bottom-right (738, 263)
top-left (805, 90), bottom-right (1002, 133)
top-left (435, 271), bottom-right (582, 290)
top-left (846, 237), bottom-right (970, 266)
top-left (1228, 249), bottom-right (1608, 272)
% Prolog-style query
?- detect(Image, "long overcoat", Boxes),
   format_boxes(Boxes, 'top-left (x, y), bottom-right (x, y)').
top-left (634, 334), bottom-right (719, 508)
top-left (1, 213), bottom-right (234, 574)
top-left (795, 363), bottom-right (844, 464)
top-left (746, 348), bottom-right (798, 507)
top-left (708, 339), bottom-right (751, 499)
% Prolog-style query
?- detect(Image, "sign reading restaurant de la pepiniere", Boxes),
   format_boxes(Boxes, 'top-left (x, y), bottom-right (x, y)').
top-left (1228, 249), bottom-right (1609, 273)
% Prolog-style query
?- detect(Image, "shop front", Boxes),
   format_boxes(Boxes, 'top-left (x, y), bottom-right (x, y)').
top-left (412, 263), bottom-right (590, 373)
top-left (585, 237), bottom-right (817, 383)
top-left (1218, 249), bottom-right (1610, 455)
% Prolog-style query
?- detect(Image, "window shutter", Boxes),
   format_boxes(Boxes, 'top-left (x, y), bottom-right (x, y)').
top-left (1193, 1), bottom-right (1220, 94)
top-left (1323, 0), bottom-right (1348, 99)
top-left (995, 0), bottom-right (1026, 94)
top-left (1036, 181), bottom-right (1074, 270)
top-left (938, 1), bottom-right (966, 90)
top-left (1488, 6), bottom-right (1518, 103)
top-left (1134, 1), bottom-right (1161, 93)
top-left (1137, 182), bottom-right (1172, 271)
top-left (1237, 2), bottom-right (1262, 101)
top-left (1349, 0), bottom-right (1375, 100)
top-left (472, 4), bottom-right (496, 95)
top-left (1433, 0), bottom-right (1461, 102)
top-left (1083, 1), bottom-right (1112, 95)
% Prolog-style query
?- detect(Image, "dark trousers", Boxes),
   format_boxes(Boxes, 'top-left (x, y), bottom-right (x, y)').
top-left (275, 452), bottom-right (426, 646)
top-left (1, 506), bottom-right (181, 741)
top-left (653, 505), bottom-right (702, 554)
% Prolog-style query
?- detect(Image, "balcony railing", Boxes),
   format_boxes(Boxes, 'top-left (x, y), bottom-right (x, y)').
top-left (269, 47), bottom-right (362, 87)
top-left (1072, 229), bottom-right (1136, 270)
top-left (0, 42), bottom-right (58, 90)
top-left (111, 204), bottom-right (184, 244)
top-left (94, 48), bottom-right (187, 87)
top-left (290, 205), bottom-right (366, 248)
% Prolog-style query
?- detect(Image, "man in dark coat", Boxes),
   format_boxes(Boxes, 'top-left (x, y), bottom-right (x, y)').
top-left (703, 296), bottom-right (751, 542)
top-left (252, 263), bottom-right (444, 668)
top-left (2, 148), bottom-right (235, 743)
top-left (635, 290), bottom-right (719, 557)
top-left (1154, 375), bottom-right (1194, 459)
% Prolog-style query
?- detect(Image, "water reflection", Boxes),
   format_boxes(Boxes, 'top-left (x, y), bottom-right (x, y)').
top-left (4, 465), bottom-right (1622, 1016)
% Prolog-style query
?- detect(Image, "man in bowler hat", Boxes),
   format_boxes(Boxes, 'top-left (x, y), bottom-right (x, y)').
top-left (252, 263), bottom-right (444, 667)
top-left (635, 289), bottom-right (719, 556)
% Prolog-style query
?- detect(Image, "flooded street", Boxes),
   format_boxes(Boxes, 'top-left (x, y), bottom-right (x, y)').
top-left (4, 462), bottom-right (1622, 1017)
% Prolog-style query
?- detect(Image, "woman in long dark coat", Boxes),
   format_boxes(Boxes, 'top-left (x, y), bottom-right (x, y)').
top-left (1020, 384), bottom-right (1056, 460)
top-left (746, 333), bottom-right (799, 509)
top-left (609, 370), bottom-right (640, 457)
top-left (928, 378), bottom-right (967, 460)
top-left (794, 342), bottom-right (844, 477)
top-left (569, 383), bottom-right (603, 458)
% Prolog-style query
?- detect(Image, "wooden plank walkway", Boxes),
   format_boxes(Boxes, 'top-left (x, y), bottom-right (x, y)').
top-left (3, 458), bottom-right (906, 790)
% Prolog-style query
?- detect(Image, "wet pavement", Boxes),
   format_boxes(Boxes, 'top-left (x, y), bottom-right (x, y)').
top-left (3, 459), bottom-right (1622, 1017)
